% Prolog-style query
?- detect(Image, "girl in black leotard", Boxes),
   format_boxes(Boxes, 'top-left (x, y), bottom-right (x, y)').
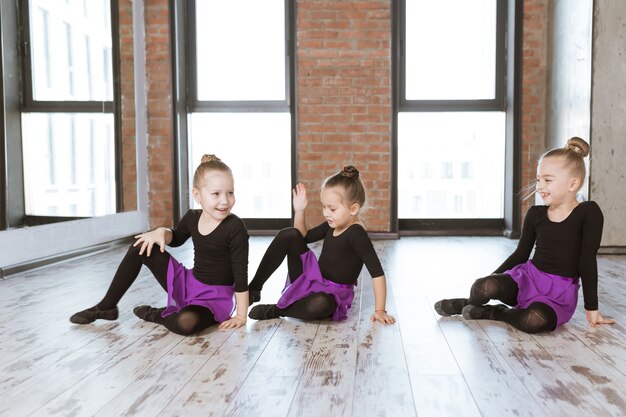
top-left (248, 165), bottom-right (395, 324)
top-left (70, 155), bottom-right (250, 335)
top-left (435, 137), bottom-right (615, 333)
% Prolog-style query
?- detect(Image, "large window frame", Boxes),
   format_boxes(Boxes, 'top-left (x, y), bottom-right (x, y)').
top-left (17, 0), bottom-right (123, 226)
top-left (172, 0), bottom-right (296, 230)
top-left (393, 0), bottom-right (521, 235)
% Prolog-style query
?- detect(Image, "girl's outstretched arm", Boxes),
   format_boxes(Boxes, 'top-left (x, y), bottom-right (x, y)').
top-left (219, 291), bottom-right (249, 330)
top-left (370, 275), bottom-right (396, 324)
top-left (585, 309), bottom-right (616, 327)
top-left (292, 182), bottom-right (308, 236)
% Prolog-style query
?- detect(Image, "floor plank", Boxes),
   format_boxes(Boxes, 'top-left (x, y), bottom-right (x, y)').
top-left (158, 320), bottom-right (281, 417)
top-left (352, 269), bottom-right (417, 417)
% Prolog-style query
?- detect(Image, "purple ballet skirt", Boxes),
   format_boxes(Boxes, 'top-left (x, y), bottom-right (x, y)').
top-left (505, 260), bottom-right (580, 328)
top-left (276, 250), bottom-right (355, 321)
top-left (162, 256), bottom-right (235, 323)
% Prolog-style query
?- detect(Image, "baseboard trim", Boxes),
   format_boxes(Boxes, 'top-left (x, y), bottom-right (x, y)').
top-left (598, 246), bottom-right (626, 255)
top-left (369, 232), bottom-right (400, 240)
top-left (248, 230), bottom-right (400, 240)
top-left (399, 229), bottom-right (506, 237)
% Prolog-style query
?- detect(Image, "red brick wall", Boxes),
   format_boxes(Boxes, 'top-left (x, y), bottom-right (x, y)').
top-left (144, 1), bottom-right (174, 227)
top-left (297, 1), bottom-right (392, 231)
top-left (520, 0), bottom-right (550, 221)
top-left (119, 0), bottom-right (136, 211)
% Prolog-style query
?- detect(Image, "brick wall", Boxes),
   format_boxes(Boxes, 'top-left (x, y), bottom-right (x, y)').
top-left (520, 0), bottom-right (550, 220)
top-left (297, 1), bottom-right (392, 231)
top-left (144, 1), bottom-right (174, 227)
top-left (119, 0), bottom-right (137, 211)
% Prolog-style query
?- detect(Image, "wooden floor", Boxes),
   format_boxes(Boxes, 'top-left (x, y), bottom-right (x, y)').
top-left (1, 236), bottom-right (625, 417)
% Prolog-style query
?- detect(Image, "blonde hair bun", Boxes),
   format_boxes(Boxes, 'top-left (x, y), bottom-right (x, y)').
top-left (566, 137), bottom-right (590, 158)
top-left (340, 165), bottom-right (360, 179)
top-left (201, 154), bottom-right (222, 164)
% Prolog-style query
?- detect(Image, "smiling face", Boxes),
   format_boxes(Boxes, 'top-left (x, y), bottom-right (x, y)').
top-left (536, 156), bottom-right (581, 206)
top-left (192, 170), bottom-right (235, 222)
top-left (320, 186), bottom-right (360, 231)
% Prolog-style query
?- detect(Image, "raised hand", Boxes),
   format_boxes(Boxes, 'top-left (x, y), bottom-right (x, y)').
top-left (292, 182), bottom-right (308, 212)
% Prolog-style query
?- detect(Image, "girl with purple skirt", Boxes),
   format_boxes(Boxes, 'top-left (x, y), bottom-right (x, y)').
top-left (248, 165), bottom-right (395, 325)
top-left (435, 137), bottom-right (615, 333)
top-left (70, 155), bottom-right (250, 335)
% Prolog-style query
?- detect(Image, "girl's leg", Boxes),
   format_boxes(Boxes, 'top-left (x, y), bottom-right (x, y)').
top-left (248, 228), bottom-right (309, 303)
top-left (70, 244), bottom-right (170, 324)
top-left (462, 301), bottom-right (558, 333)
top-left (468, 273), bottom-right (519, 306)
top-left (435, 273), bottom-right (519, 316)
top-left (134, 304), bottom-right (218, 336)
top-left (249, 292), bottom-right (337, 321)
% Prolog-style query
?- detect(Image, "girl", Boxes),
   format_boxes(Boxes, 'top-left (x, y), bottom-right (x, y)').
top-left (434, 137), bottom-right (615, 333)
top-left (70, 155), bottom-right (249, 335)
top-left (248, 165), bottom-right (395, 324)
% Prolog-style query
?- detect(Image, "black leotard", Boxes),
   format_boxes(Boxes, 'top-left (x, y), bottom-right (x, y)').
top-left (169, 210), bottom-right (249, 292)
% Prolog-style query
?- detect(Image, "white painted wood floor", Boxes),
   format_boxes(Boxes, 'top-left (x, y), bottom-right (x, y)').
top-left (1, 236), bottom-right (625, 417)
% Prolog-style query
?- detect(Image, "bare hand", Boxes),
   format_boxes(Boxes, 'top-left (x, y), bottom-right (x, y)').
top-left (585, 310), bottom-right (616, 327)
top-left (370, 311), bottom-right (396, 324)
top-left (133, 228), bottom-right (166, 257)
top-left (218, 315), bottom-right (247, 330)
top-left (292, 183), bottom-right (308, 212)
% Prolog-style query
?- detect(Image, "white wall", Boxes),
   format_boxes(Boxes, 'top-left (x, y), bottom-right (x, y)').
top-left (589, 0), bottom-right (626, 248)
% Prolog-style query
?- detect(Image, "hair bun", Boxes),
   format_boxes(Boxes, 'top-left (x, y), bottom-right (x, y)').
top-left (201, 154), bottom-right (221, 164)
top-left (340, 165), bottom-right (359, 179)
top-left (566, 137), bottom-right (590, 158)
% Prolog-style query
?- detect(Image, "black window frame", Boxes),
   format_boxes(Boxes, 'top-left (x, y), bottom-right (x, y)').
top-left (399, 0), bottom-right (507, 112)
top-left (174, 0), bottom-right (296, 230)
top-left (16, 0), bottom-right (123, 226)
top-left (394, 0), bottom-right (520, 235)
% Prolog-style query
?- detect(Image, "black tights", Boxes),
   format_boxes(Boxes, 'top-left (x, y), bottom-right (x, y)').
top-left (249, 228), bottom-right (309, 290)
top-left (97, 243), bottom-right (217, 335)
top-left (469, 273), bottom-right (519, 306)
top-left (98, 244), bottom-right (169, 309)
top-left (249, 228), bottom-right (337, 320)
top-left (151, 305), bottom-right (217, 336)
top-left (277, 292), bottom-right (337, 320)
top-left (469, 274), bottom-right (558, 333)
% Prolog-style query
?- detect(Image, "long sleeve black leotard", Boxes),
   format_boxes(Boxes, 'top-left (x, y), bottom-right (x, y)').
top-left (169, 210), bottom-right (249, 292)
top-left (304, 222), bottom-right (385, 285)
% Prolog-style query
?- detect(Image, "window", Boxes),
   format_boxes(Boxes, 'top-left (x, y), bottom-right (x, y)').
top-left (186, 0), bottom-right (294, 228)
top-left (21, 0), bottom-right (119, 220)
top-left (396, 0), bottom-right (507, 226)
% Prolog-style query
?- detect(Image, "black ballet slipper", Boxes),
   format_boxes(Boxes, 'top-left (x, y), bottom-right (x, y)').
top-left (70, 305), bottom-right (119, 324)
top-left (462, 304), bottom-right (508, 320)
top-left (248, 289), bottom-right (261, 306)
top-left (133, 305), bottom-right (165, 323)
top-left (248, 304), bottom-right (281, 320)
top-left (434, 298), bottom-right (470, 316)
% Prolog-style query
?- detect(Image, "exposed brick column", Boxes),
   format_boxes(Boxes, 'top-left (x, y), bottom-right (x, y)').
top-left (297, 0), bottom-right (392, 231)
top-left (520, 0), bottom-right (550, 221)
top-left (118, 0), bottom-right (137, 212)
top-left (144, 1), bottom-right (174, 227)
